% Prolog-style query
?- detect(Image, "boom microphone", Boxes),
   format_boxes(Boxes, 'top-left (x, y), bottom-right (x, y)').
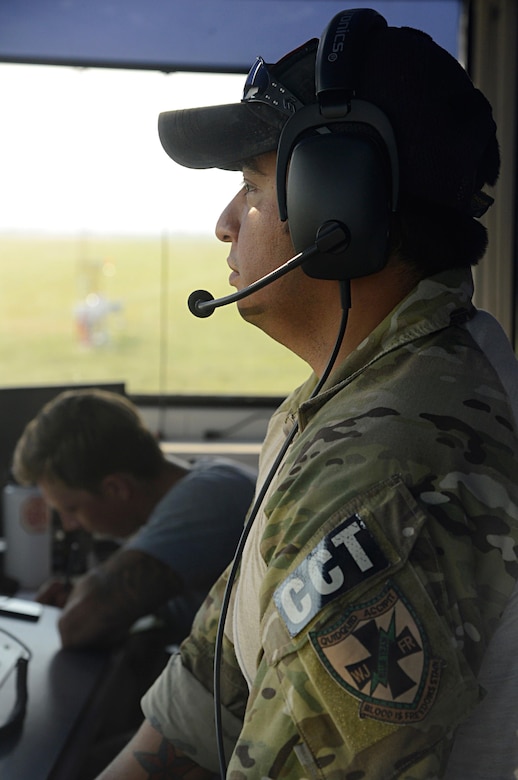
top-left (188, 221), bottom-right (350, 318)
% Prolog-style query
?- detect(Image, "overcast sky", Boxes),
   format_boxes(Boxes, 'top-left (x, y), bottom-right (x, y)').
top-left (0, 63), bottom-right (243, 235)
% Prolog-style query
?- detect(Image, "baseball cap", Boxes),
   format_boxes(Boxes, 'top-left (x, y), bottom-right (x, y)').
top-left (158, 16), bottom-right (499, 217)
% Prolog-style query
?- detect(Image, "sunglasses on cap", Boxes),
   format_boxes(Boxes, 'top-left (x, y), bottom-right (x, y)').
top-left (242, 56), bottom-right (305, 116)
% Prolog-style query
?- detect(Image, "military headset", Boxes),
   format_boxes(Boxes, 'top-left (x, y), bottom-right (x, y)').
top-left (189, 8), bottom-right (400, 318)
top-left (278, 7), bottom-right (399, 281)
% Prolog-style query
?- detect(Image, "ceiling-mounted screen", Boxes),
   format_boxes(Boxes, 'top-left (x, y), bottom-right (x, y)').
top-left (0, 1), bottom-right (462, 72)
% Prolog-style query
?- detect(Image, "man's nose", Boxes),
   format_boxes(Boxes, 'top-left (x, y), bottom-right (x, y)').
top-left (215, 192), bottom-right (241, 243)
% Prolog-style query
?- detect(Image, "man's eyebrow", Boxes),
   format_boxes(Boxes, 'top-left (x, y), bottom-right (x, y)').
top-left (240, 157), bottom-right (267, 175)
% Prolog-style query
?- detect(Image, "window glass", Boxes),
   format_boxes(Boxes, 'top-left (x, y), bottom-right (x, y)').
top-left (0, 63), bottom-right (309, 395)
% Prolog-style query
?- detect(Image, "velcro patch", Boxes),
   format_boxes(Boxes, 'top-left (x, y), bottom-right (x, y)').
top-left (310, 582), bottom-right (443, 724)
top-left (274, 513), bottom-right (389, 636)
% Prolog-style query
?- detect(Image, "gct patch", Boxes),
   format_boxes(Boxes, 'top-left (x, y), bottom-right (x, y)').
top-left (274, 513), bottom-right (389, 637)
top-left (310, 582), bottom-right (443, 724)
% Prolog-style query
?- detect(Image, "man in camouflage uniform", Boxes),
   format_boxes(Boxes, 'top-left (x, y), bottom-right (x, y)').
top-left (96, 9), bottom-right (518, 780)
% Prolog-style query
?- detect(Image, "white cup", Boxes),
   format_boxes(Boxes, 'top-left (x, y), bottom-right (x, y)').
top-left (2, 485), bottom-right (52, 590)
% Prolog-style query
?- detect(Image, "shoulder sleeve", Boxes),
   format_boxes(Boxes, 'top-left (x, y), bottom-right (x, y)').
top-left (141, 565), bottom-right (248, 773)
top-left (226, 474), bottom-right (518, 778)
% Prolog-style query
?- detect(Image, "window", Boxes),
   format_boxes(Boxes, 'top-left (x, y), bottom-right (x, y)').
top-left (0, 63), bottom-right (309, 395)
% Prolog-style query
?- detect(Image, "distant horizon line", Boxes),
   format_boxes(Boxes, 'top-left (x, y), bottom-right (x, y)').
top-left (0, 228), bottom-right (216, 239)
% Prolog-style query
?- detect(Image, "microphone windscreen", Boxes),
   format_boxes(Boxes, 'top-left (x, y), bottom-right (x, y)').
top-left (188, 289), bottom-right (216, 318)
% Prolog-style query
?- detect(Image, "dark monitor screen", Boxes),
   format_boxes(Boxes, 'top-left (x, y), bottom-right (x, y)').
top-left (0, 1), bottom-right (462, 72)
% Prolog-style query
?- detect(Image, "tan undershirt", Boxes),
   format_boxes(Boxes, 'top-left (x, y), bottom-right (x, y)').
top-left (228, 408), bottom-right (295, 688)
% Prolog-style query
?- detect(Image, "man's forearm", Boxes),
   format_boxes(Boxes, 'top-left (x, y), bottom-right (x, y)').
top-left (58, 549), bottom-right (181, 648)
top-left (95, 719), bottom-right (216, 780)
top-left (58, 568), bottom-right (127, 647)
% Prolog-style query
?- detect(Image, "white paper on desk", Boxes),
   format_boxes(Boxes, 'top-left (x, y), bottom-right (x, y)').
top-left (0, 640), bottom-right (20, 688)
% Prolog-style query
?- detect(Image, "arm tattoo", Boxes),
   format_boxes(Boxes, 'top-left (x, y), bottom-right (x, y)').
top-left (134, 738), bottom-right (206, 778)
top-left (95, 550), bottom-right (182, 623)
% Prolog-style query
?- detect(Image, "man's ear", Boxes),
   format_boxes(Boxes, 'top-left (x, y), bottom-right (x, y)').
top-left (100, 473), bottom-right (133, 501)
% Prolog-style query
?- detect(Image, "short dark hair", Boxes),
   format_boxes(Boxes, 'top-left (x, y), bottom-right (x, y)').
top-left (13, 389), bottom-right (164, 490)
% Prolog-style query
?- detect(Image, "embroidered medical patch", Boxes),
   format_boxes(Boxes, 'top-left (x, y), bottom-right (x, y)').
top-left (274, 513), bottom-right (389, 636)
top-left (310, 582), bottom-right (442, 724)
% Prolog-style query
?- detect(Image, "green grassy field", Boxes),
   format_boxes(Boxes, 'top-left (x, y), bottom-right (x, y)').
top-left (0, 233), bottom-right (309, 396)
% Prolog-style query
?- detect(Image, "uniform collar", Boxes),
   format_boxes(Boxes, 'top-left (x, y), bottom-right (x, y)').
top-left (292, 267), bottom-right (476, 428)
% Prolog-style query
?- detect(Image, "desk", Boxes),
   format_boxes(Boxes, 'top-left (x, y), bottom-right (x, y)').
top-left (0, 604), bottom-right (113, 780)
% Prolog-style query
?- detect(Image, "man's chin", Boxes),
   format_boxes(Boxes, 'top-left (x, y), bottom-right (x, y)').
top-left (236, 299), bottom-right (265, 323)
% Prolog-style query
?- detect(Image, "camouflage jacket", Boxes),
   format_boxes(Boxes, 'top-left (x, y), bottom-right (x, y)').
top-left (142, 268), bottom-right (518, 779)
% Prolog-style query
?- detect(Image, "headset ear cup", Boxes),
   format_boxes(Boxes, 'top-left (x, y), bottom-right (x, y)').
top-left (287, 132), bottom-right (392, 280)
top-left (275, 8), bottom-right (399, 281)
